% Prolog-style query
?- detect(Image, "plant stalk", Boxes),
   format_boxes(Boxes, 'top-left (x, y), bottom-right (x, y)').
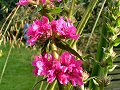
top-left (0, 41), bottom-right (14, 84)
top-left (84, 0), bottom-right (107, 52)
top-left (89, 22), bottom-right (108, 90)
top-left (68, 0), bottom-right (75, 19)
top-left (45, 80), bottom-right (57, 90)
top-left (70, 0), bottom-right (99, 47)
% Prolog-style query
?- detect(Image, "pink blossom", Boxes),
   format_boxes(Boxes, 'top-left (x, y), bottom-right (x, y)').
top-left (27, 16), bottom-right (51, 46)
top-left (46, 52), bottom-right (83, 86)
top-left (40, 0), bottom-right (46, 5)
top-left (32, 52), bottom-right (83, 86)
top-left (51, 17), bottom-right (80, 40)
top-left (50, 0), bottom-right (62, 2)
top-left (47, 60), bottom-right (61, 83)
top-left (16, 0), bottom-right (61, 6)
top-left (58, 73), bottom-right (69, 84)
top-left (39, 0), bottom-right (62, 5)
top-left (60, 52), bottom-right (83, 86)
top-left (32, 54), bottom-right (53, 76)
top-left (16, 0), bottom-right (29, 6)
top-left (57, 0), bottom-right (61, 2)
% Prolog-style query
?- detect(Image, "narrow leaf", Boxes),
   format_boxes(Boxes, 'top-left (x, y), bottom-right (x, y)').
top-left (33, 78), bottom-right (47, 90)
top-left (93, 79), bottom-right (99, 86)
top-left (47, 7), bottom-right (62, 14)
top-left (36, 5), bottom-right (43, 12)
top-left (55, 38), bottom-right (83, 60)
top-left (114, 37), bottom-right (120, 47)
top-left (45, 80), bottom-right (57, 90)
top-left (109, 65), bottom-right (118, 72)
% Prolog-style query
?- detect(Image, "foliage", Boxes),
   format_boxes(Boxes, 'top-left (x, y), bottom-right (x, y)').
top-left (0, 0), bottom-right (120, 90)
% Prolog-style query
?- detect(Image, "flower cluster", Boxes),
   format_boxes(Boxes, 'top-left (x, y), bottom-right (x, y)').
top-left (51, 17), bottom-right (80, 40)
top-left (27, 16), bottom-right (79, 46)
top-left (27, 16), bottom-right (51, 46)
top-left (16, 0), bottom-right (29, 6)
top-left (16, 0), bottom-right (62, 6)
top-left (32, 52), bottom-right (83, 86)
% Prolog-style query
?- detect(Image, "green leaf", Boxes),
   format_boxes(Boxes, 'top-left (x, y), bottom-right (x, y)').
top-left (55, 38), bottom-right (83, 60)
top-left (113, 37), bottom-right (120, 47)
top-left (93, 79), bottom-right (99, 86)
top-left (47, 7), bottom-right (62, 14)
top-left (112, 14), bottom-right (116, 20)
top-left (36, 5), bottom-right (43, 12)
top-left (116, 18), bottom-right (120, 27)
top-left (0, 50), bottom-right (2, 57)
top-left (58, 81), bottom-right (65, 90)
top-left (106, 56), bottom-right (113, 66)
top-left (45, 80), bottom-right (57, 90)
top-left (41, 38), bottom-right (50, 55)
top-left (17, 15), bottom-right (28, 22)
top-left (33, 78), bottom-right (47, 90)
top-left (107, 24), bottom-right (115, 34)
top-left (108, 65), bottom-right (118, 72)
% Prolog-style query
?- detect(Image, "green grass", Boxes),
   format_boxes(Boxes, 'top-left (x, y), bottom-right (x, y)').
top-left (0, 43), bottom-right (39, 90)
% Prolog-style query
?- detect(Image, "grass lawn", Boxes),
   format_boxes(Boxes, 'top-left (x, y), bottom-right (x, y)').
top-left (0, 43), bottom-right (40, 90)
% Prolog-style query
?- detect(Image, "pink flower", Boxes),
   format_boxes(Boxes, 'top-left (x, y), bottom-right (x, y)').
top-left (58, 73), bottom-right (69, 84)
top-left (47, 60), bottom-right (61, 83)
top-left (27, 16), bottom-right (51, 46)
top-left (40, 0), bottom-right (46, 5)
top-left (60, 52), bottom-right (83, 86)
top-left (16, 0), bottom-right (29, 6)
top-left (51, 17), bottom-right (80, 40)
top-left (50, 0), bottom-right (62, 2)
top-left (58, 0), bottom-right (61, 2)
top-left (32, 52), bottom-right (83, 86)
top-left (32, 54), bottom-right (53, 76)
top-left (41, 0), bottom-right (62, 5)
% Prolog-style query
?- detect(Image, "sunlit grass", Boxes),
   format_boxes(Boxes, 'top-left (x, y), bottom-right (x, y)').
top-left (0, 43), bottom-right (38, 90)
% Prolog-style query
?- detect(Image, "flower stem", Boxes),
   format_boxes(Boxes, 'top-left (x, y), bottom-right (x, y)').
top-left (58, 81), bottom-right (64, 90)
top-left (51, 42), bottom-right (59, 59)
top-left (99, 85), bottom-right (104, 90)
top-left (70, 0), bottom-right (99, 47)
top-left (45, 80), bottom-right (57, 90)
top-left (51, 33), bottom-right (59, 59)
top-left (68, 0), bottom-right (75, 19)
top-left (80, 85), bottom-right (84, 90)
top-left (39, 81), bottom-right (43, 90)
top-left (84, 0), bottom-right (107, 52)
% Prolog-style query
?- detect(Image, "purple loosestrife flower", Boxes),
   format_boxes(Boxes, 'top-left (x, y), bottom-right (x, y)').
top-left (27, 16), bottom-right (51, 46)
top-left (16, 0), bottom-right (29, 6)
top-left (32, 52), bottom-right (83, 86)
top-left (51, 17), bottom-right (80, 40)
